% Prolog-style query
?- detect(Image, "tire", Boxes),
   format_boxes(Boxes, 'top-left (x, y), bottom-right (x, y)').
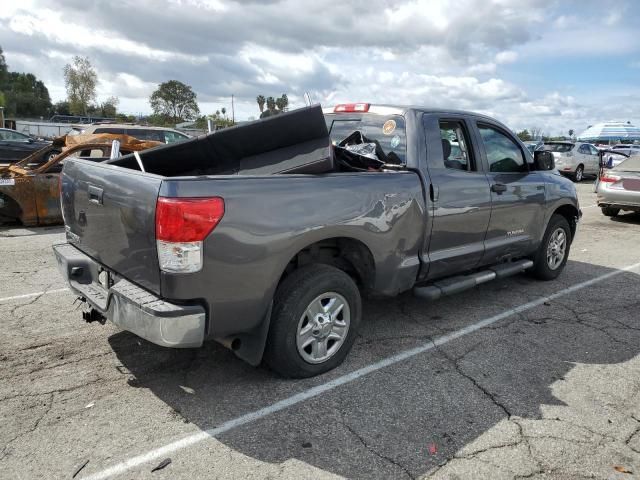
top-left (601, 207), bottom-right (619, 217)
top-left (263, 264), bottom-right (361, 378)
top-left (572, 165), bottom-right (584, 182)
top-left (44, 150), bottom-right (61, 163)
top-left (530, 214), bottom-right (572, 281)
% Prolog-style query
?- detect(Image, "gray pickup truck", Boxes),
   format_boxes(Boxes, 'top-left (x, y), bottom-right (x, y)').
top-left (53, 104), bottom-right (580, 378)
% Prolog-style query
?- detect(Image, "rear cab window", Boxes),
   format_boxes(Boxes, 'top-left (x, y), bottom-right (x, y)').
top-left (439, 120), bottom-right (475, 172)
top-left (324, 113), bottom-right (407, 164)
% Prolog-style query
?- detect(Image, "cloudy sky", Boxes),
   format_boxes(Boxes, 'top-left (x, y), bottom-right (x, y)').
top-left (1, 0), bottom-right (639, 134)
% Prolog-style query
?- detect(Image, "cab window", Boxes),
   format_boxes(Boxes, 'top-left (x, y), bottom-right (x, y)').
top-left (478, 125), bottom-right (527, 173)
top-left (439, 120), bottom-right (474, 171)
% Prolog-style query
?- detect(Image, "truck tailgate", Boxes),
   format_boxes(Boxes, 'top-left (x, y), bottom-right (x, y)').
top-left (61, 159), bottom-right (162, 294)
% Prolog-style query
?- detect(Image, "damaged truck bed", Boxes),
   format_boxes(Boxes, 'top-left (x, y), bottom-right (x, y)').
top-left (53, 104), bottom-right (579, 378)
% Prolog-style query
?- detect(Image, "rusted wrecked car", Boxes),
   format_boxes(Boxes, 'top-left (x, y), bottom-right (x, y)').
top-left (0, 134), bottom-right (161, 226)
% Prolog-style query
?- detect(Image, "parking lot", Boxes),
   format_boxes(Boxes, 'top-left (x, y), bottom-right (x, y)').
top-left (1, 182), bottom-right (639, 479)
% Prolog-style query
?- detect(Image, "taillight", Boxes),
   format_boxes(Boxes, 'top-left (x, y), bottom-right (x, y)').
top-left (600, 174), bottom-right (621, 183)
top-left (334, 103), bottom-right (370, 113)
top-left (155, 197), bottom-right (224, 273)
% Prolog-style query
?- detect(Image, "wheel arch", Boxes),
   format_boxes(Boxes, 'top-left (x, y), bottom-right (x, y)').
top-left (551, 203), bottom-right (579, 241)
top-left (277, 236), bottom-right (377, 293)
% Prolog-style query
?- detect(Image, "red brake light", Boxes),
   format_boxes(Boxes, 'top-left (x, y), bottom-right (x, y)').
top-left (600, 174), bottom-right (620, 183)
top-left (334, 103), bottom-right (370, 113)
top-left (156, 197), bottom-right (225, 242)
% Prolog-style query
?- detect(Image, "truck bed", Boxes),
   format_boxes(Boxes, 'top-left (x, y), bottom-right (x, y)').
top-left (60, 158), bottom-right (426, 340)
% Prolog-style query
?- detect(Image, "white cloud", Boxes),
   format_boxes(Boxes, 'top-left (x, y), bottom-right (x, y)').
top-left (495, 50), bottom-right (518, 64)
top-left (0, 0), bottom-right (637, 135)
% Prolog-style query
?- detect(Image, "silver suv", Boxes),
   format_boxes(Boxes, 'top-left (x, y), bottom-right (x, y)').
top-left (541, 141), bottom-right (599, 182)
top-left (69, 124), bottom-right (190, 144)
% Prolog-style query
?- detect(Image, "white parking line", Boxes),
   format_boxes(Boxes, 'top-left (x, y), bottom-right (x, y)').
top-left (83, 260), bottom-right (640, 480)
top-left (0, 288), bottom-right (69, 303)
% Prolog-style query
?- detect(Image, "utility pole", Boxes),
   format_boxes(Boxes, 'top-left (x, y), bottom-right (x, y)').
top-left (0, 106), bottom-right (4, 129)
top-left (231, 95), bottom-right (235, 124)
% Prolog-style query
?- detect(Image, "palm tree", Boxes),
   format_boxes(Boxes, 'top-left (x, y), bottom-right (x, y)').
top-left (568, 129), bottom-right (574, 138)
top-left (256, 95), bottom-right (265, 113)
top-left (275, 96), bottom-right (285, 111)
top-left (266, 96), bottom-right (276, 112)
top-left (221, 107), bottom-right (226, 119)
top-left (281, 94), bottom-right (288, 111)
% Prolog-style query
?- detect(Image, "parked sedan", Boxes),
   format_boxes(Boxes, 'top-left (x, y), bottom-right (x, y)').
top-left (596, 155), bottom-right (640, 217)
top-left (542, 141), bottom-right (599, 182)
top-left (0, 128), bottom-right (52, 165)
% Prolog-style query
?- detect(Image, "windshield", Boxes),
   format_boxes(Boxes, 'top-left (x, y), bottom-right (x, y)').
top-left (613, 156), bottom-right (640, 172)
top-left (325, 114), bottom-right (407, 164)
top-left (543, 143), bottom-right (573, 153)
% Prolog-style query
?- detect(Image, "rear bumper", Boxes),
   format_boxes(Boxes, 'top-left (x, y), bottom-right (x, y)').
top-left (52, 243), bottom-right (205, 348)
top-left (597, 187), bottom-right (640, 211)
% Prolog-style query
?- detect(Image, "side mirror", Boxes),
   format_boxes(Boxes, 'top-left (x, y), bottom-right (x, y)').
top-left (27, 138), bottom-right (34, 144)
top-left (533, 150), bottom-right (554, 171)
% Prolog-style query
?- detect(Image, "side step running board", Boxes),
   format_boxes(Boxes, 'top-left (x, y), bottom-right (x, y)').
top-left (413, 259), bottom-right (534, 301)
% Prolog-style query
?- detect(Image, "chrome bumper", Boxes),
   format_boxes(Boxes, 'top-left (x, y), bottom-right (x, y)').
top-left (52, 243), bottom-right (205, 348)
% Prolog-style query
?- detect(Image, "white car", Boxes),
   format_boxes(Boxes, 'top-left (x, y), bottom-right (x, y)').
top-left (541, 141), bottom-right (599, 182)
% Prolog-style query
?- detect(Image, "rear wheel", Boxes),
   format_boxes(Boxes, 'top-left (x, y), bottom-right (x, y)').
top-left (530, 214), bottom-right (571, 280)
top-left (263, 264), bottom-right (361, 378)
top-left (573, 165), bottom-right (584, 182)
top-left (601, 207), bottom-right (620, 217)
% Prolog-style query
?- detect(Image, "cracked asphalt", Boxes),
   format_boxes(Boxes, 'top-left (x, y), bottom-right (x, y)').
top-left (1, 183), bottom-right (639, 480)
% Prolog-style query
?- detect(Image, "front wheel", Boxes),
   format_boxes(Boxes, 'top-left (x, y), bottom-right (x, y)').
top-left (263, 264), bottom-right (361, 378)
top-left (530, 214), bottom-right (572, 280)
top-left (601, 207), bottom-right (619, 217)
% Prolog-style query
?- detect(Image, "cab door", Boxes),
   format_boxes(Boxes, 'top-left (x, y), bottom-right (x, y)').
top-left (473, 121), bottom-right (546, 266)
top-left (422, 114), bottom-right (492, 280)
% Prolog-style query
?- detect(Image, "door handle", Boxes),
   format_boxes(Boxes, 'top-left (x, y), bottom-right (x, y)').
top-left (88, 185), bottom-right (104, 205)
top-left (491, 183), bottom-right (507, 194)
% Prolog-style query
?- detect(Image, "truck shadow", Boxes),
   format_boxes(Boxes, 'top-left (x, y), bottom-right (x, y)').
top-left (108, 259), bottom-right (640, 478)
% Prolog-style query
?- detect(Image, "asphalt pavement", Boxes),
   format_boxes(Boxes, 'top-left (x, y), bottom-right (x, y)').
top-left (1, 182), bottom-right (639, 480)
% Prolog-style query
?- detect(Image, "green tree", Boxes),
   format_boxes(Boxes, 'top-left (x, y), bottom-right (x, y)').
top-left (516, 129), bottom-right (531, 141)
top-left (100, 96), bottom-right (119, 117)
top-left (221, 107), bottom-right (226, 118)
top-left (256, 95), bottom-right (265, 113)
top-left (64, 56), bottom-right (97, 115)
top-left (149, 80), bottom-right (199, 125)
top-left (0, 46), bottom-right (7, 89)
top-left (3, 72), bottom-right (52, 117)
top-left (568, 129), bottom-right (574, 138)
top-left (52, 100), bottom-right (71, 116)
top-left (266, 96), bottom-right (276, 112)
